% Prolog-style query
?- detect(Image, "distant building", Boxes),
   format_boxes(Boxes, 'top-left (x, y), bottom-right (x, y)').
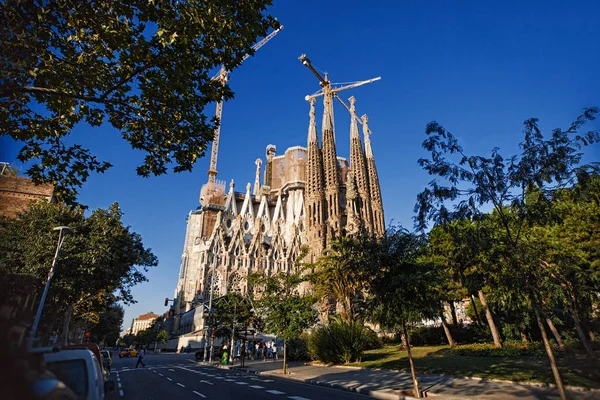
top-left (0, 163), bottom-right (57, 219)
top-left (130, 312), bottom-right (159, 335)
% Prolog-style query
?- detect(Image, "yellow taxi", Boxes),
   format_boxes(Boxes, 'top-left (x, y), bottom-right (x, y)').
top-left (119, 348), bottom-right (138, 358)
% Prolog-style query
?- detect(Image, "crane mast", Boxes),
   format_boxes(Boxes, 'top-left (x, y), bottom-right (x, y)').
top-left (207, 26), bottom-right (283, 184)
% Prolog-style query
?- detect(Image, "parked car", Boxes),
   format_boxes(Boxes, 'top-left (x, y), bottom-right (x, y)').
top-left (100, 350), bottom-right (112, 371)
top-left (44, 348), bottom-right (115, 400)
top-left (119, 348), bottom-right (138, 358)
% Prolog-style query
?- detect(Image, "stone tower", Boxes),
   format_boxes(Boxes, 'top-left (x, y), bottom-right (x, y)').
top-left (321, 89), bottom-right (342, 243)
top-left (305, 98), bottom-right (326, 255)
top-left (348, 97), bottom-right (373, 235)
top-left (362, 115), bottom-right (385, 236)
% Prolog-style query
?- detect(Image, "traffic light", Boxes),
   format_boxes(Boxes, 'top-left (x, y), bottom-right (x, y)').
top-left (164, 297), bottom-right (169, 307)
top-left (85, 332), bottom-right (90, 342)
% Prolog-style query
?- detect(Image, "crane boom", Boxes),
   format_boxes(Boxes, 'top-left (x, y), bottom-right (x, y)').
top-left (299, 54), bottom-right (380, 130)
top-left (207, 26), bottom-right (283, 184)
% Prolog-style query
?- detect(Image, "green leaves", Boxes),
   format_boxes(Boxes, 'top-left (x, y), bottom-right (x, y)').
top-left (0, 201), bottom-right (157, 342)
top-left (1, 0), bottom-right (279, 205)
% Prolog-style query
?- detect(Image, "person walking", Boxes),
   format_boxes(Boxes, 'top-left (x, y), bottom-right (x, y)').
top-left (272, 343), bottom-right (278, 360)
top-left (135, 348), bottom-right (146, 368)
top-left (262, 342), bottom-right (267, 361)
top-left (266, 343), bottom-right (272, 360)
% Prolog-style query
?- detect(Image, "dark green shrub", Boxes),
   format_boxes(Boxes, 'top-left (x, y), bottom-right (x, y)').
top-left (308, 320), bottom-right (376, 364)
top-left (285, 334), bottom-right (310, 361)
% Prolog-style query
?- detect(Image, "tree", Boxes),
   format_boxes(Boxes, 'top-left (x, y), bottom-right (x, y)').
top-left (368, 228), bottom-right (440, 399)
top-left (250, 247), bottom-right (317, 374)
top-left (427, 221), bottom-right (504, 348)
top-left (0, 1), bottom-right (279, 204)
top-left (207, 292), bottom-right (253, 350)
top-left (312, 236), bottom-right (372, 324)
top-left (90, 303), bottom-right (124, 347)
top-left (156, 330), bottom-right (168, 345)
top-left (414, 108), bottom-right (599, 399)
top-left (0, 201), bottom-right (157, 344)
top-left (135, 328), bottom-right (157, 347)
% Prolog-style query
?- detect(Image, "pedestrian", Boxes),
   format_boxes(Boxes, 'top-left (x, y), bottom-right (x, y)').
top-left (272, 343), bottom-right (278, 360)
top-left (247, 342), bottom-right (254, 360)
top-left (262, 343), bottom-right (267, 361)
top-left (255, 342), bottom-right (260, 360)
top-left (266, 343), bottom-right (272, 360)
top-left (135, 348), bottom-right (145, 368)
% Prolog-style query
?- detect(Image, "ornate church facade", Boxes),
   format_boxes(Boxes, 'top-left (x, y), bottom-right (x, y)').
top-left (171, 94), bottom-right (384, 334)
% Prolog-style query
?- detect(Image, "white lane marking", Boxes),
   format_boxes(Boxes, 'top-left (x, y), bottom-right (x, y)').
top-left (118, 382), bottom-right (122, 388)
top-left (177, 383), bottom-right (185, 387)
top-left (158, 373), bottom-right (164, 376)
top-left (235, 382), bottom-right (248, 385)
top-left (119, 389), bottom-right (124, 396)
top-left (266, 390), bottom-right (286, 395)
top-left (249, 385), bottom-right (264, 389)
top-left (214, 376), bottom-right (225, 379)
top-left (200, 380), bottom-right (214, 385)
top-left (193, 391), bottom-right (207, 398)
top-left (288, 397), bottom-right (311, 400)
top-left (167, 377), bottom-right (173, 381)
top-left (168, 369), bottom-right (175, 371)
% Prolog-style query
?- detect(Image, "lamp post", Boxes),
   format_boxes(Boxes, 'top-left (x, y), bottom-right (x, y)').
top-left (204, 244), bottom-right (219, 363)
top-left (27, 226), bottom-right (73, 349)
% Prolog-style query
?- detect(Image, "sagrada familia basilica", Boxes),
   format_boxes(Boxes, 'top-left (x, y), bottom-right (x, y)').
top-left (170, 53), bottom-right (385, 336)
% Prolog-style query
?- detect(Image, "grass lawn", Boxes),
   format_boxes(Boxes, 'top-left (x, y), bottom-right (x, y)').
top-left (349, 344), bottom-right (600, 389)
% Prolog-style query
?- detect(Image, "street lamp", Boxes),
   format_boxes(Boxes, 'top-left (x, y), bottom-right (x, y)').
top-left (27, 226), bottom-right (73, 349)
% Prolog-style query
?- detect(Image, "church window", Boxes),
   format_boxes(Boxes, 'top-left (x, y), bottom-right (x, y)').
top-left (194, 237), bottom-right (201, 245)
top-left (244, 221), bottom-right (249, 231)
top-left (226, 218), bottom-right (232, 228)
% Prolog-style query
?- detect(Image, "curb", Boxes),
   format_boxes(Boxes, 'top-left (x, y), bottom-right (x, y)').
top-left (222, 366), bottom-right (418, 400)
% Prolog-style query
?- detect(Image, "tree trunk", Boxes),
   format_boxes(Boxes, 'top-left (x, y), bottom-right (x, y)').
top-left (478, 290), bottom-right (502, 348)
top-left (545, 316), bottom-right (565, 350)
top-left (62, 305), bottom-right (73, 346)
top-left (533, 302), bottom-right (567, 400)
top-left (520, 332), bottom-right (528, 342)
top-left (470, 294), bottom-right (483, 326)
top-left (283, 339), bottom-right (288, 375)
top-left (572, 310), bottom-right (595, 357)
top-left (403, 320), bottom-right (421, 398)
top-left (439, 309), bottom-right (455, 348)
top-left (449, 301), bottom-right (459, 326)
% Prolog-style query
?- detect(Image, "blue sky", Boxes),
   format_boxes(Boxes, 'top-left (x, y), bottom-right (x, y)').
top-left (1, 1), bottom-right (599, 334)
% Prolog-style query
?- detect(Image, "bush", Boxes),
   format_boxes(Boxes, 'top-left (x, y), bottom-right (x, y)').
top-left (285, 334), bottom-right (310, 361)
top-left (308, 320), bottom-right (377, 364)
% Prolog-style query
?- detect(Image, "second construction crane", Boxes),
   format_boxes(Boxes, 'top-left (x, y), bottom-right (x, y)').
top-left (207, 26), bottom-right (283, 185)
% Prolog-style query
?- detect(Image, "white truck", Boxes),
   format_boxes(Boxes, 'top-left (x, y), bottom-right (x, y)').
top-left (43, 348), bottom-right (115, 400)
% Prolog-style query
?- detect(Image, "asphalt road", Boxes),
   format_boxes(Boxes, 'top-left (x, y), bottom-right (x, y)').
top-left (107, 352), bottom-right (373, 400)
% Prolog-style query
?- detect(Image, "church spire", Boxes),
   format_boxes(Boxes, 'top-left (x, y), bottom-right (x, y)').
top-left (348, 97), bottom-right (373, 234)
top-left (321, 88), bottom-right (341, 242)
top-left (362, 114), bottom-right (385, 236)
top-left (305, 98), bottom-right (325, 253)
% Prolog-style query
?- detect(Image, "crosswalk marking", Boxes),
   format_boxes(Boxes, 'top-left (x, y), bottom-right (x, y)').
top-left (249, 385), bottom-right (264, 389)
top-left (193, 391), bottom-right (207, 398)
top-left (266, 390), bottom-right (286, 395)
top-left (177, 383), bottom-right (185, 387)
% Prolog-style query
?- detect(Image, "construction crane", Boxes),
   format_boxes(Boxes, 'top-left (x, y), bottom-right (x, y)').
top-left (207, 26), bottom-right (283, 184)
top-left (299, 54), bottom-right (380, 132)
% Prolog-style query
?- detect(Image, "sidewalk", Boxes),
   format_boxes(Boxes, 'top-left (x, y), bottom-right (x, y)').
top-left (225, 359), bottom-right (600, 400)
